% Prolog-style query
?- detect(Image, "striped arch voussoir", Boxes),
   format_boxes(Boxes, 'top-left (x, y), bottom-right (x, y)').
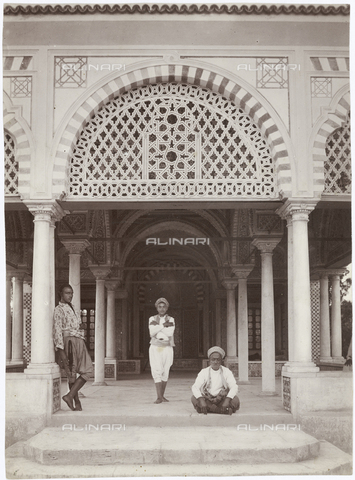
top-left (3, 106), bottom-right (32, 199)
top-left (312, 91), bottom-right (350, 196)
top-left (52, 64), bottom-right (291, 198)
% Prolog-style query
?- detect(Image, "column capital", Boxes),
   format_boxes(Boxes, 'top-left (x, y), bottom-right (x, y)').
top-left (89, 265), bottom-right (111, 280)
top-left (105, 280), bottom-right (119, 292)
top-left (25, 200), bottom-right (67, 223)
top-left (231, 264), bottom-right (254, 279)
top-left (60, 238), bottom-right (91, 254)
top-left (328, 268), bottom-right (349, 279)
top-left (276, 199), bottom-right (318, 221)
top-left (222, 278), bottom-right (239, 290)
top-left (252, 237), bottom-right (282, 254)
top-left (312, 268), bottom-right (348, 279)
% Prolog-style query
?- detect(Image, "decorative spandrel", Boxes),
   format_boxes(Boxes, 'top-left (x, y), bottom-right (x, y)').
top-left (4, 131), bottom-right (18, 196)
top-left (324, 112), bottom-right (351, 194)
top-left (69, 83), bottom-right (276, 199)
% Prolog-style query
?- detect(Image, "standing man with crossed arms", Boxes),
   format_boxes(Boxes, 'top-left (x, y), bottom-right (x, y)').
top-left (149, 298), bottom-right (175, 404)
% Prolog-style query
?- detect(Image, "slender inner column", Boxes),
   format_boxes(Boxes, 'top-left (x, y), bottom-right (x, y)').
top-left (203, 286), bottom-right (210, 354)
top-left (6, 275), bottom-right (12, 362)
top-left (12, 275), bottom-right (24, 363)
top-left (90, 265), bottom-right (110, 386)
top-left (215, 298), bottom-right (221, 347)
top-left (121, 294), bottom-right (128, 360)
top-left (132, 284), bottom-right (140, 357)
top-left (319, 273), bottom-right (331, 360)
top-left (105, 284), bottom-right (117, 359)
top-left (61, 240), bottom-right (90, 314)
top-left (94, 278), bottom-right (106, 385)
top-left (331, 274), bottom-right (343, 360)
top-left (223, 281), bottom-right (238, 359)
top-left (69, 254), bottom-right (81, 311)
top-left (237, 278), bottom-right (249, 382)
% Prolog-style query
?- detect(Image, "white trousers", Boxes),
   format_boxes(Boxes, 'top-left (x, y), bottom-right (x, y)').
top-left (149, 345), bottom-right (174, 382)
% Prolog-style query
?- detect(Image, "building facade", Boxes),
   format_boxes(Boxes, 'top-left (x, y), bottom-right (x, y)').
top-left (4, 3), bottom-right (351, 418)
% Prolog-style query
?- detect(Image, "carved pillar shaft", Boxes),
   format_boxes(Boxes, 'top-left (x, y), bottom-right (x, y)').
top-left (90, 265), bottom-right (111, 386)
top-left (331, 274), bottom-right (343, 360)
top-left (6, 275), bottom-right (12, 362)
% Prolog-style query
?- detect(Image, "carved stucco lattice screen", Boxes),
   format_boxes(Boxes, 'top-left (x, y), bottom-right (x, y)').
top-left (4, 131), bottom-right (18, 195)
top-left (324, 112), bottom-right (351, 194)
top-left (69, 83), bottom-right (276, 199)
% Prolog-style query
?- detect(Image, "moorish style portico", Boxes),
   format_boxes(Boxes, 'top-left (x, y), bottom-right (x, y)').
top-left (4, 3), bottom-right (351, 430)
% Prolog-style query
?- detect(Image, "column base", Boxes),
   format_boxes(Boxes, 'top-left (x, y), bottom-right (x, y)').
top-left (259, 391), bottom-right (278, 397)
top-left (282, 361), bottom-right (319, 373)
top-left (24, 362), bottom-right (60, 376)
top-left (92, 381), bottom-right (107, 386)
top-left (10, 359), bottom-right (25, 365)
top-left (331, 356), bottom-right (345, 363)
top-left (318, 356), bottom-right (333, 363)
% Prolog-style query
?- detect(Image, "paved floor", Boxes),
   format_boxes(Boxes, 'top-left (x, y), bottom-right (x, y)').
top-left (52, 372), bottom-right (293, 427)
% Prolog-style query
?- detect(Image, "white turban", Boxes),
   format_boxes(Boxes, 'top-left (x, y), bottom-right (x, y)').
top-left (155, 297), bottom-right (169, 308)
top-left (207, 346), bottom-right (225, 359)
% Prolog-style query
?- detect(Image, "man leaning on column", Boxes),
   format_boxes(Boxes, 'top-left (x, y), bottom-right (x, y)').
top-left (53, 284), bottom-right (93, 411)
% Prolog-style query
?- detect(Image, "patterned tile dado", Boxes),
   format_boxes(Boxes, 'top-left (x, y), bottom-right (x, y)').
top-left (53, 378), bottom-right (61, 413)
top-left (283, 376), bottom-right (291, 412)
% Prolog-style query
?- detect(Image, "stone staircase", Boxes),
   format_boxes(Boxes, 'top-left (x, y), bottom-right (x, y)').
top-left (5, 378), bottom-right (352, 477)
top-left (6, 417), bottom-right (352, 477)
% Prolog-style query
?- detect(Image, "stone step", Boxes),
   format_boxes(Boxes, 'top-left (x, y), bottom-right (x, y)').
top-left (6, 440), bottom-right (352, 477)
top-left (49, 411), bottom-right (295, 428)
top-left (20, 426), bottom-right (320, 466)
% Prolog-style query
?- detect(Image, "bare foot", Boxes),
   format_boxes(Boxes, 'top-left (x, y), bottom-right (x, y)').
top-left (154, 398), bottom-right (163, 404)
top-left (74, 400), bottom-right (82, 411)
top-left (162, 397), bottom-right (169, 402)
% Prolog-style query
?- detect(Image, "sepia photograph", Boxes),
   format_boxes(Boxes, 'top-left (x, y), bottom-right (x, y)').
top-left (3, 0), bottom-right (353, 478)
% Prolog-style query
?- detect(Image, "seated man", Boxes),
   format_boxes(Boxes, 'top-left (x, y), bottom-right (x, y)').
top-left (191, 346), bottom-right (240, 415)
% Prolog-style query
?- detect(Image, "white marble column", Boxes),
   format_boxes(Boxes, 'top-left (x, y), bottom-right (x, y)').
top-left (90, 265), bottom-right (111, 386)
top-left (252, 238), bottom-right (281, 395)
top-left (330, 271), bottom-right (347, 361)
top-left (11, 273), bottom-right (25, 364)
top-left (6, 273), bottom-right (13, 363)
top-left (317, 271), bottom-right (332, 362)
top-left (277, 201), bottom-right (319, 373)
top-left (105, 281), bottom-right (118, 359)
top-left (215, 297), bottom-right (221, 347)
top-left (222, 279), bottom-right (238, 360)
top-left (233, 266), bottom-right (254, 384)
top-left (49, 218), bottom-right (56, 363)
top-left (61, 239), bottom-right (90, 313)
top-left (117, 289), bottom-right (128, 360)
top-left (25, 203), bottom-right (64, 374)
top-left (132, 284), bottom-right (140, 358)
top-left (203, 287), bottom-right (210, 354)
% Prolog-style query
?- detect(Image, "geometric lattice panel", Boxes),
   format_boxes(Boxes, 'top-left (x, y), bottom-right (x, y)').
top-left (283, 376), bottom-right (291, 412)
top-left (324, 112), bottom-right (351, 194)
top-left (311, 78), bottom-right (332, 98)
top-left (69, 83), bottom-right (276, 199)
top-left (52, 377), bottom-right (61, 413)
top-left (4, 131), bottom-right (18, 196)
top-left (256, 58), bottom-right (289, 89)
top-left (310, 280), bottom-right (321, 362)
top-left (54, 57), bottom-right (87, 88)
